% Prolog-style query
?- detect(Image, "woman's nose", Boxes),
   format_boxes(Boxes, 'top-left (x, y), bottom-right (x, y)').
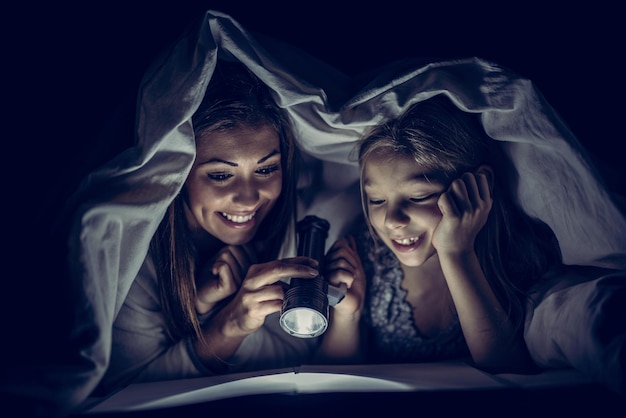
top-left (232, 180), bottom-right (260, 206)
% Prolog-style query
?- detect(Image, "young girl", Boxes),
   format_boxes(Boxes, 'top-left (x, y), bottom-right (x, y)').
top-left (320, 94), bottom-right (563, 372)
top-left (96, 60), bottom-right (321, 394)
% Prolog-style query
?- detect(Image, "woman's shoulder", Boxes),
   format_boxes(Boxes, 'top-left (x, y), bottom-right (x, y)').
top-left (125, 253), bottom-right (161, 305)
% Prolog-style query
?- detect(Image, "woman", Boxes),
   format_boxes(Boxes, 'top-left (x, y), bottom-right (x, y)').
top-left (97, 60), bottom-right (320, 394)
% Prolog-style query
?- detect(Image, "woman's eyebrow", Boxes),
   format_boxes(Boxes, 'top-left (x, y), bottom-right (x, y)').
top-left (258, 149), bottom-right (280, 164)
top-left (198, 149), bottom-right (280, 166)
top-left (198, 157), bottom-right (236, 166)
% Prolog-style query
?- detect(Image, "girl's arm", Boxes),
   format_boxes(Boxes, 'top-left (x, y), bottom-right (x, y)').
top-left (438, 250), bottom-right (532, 372)
top-left (314, 236), bottom-right (366, 364)
top-left (435, 170), bottom-right (533, 372)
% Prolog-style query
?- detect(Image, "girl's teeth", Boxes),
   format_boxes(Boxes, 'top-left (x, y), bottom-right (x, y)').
top-left (222, 212), bottom-right (255, 223)
top-left (394, 237), bottom-right (419, 245)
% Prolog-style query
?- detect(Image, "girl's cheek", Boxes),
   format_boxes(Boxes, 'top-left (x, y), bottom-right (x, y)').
top-left (368, 210), bottom-right (386, 232)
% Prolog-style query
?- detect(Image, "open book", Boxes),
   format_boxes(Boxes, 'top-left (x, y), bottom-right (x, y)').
top-left (83, 362), bottom-right (591, 413)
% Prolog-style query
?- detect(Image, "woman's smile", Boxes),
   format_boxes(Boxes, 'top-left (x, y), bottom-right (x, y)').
top-left (218, 211), bottom-right (257, 228)
top-left (184, 124), bottom-right (283, 245)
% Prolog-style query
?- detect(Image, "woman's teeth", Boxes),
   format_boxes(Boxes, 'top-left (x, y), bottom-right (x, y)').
top-left (222, 212), bottom-right (255, 223)
top-left (393, 237), bottom-right (419, 246)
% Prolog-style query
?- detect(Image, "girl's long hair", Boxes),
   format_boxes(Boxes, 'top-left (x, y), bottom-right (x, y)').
top-left (357, 94), bottom-right (562, 332)
top-left (151, 60), bottom-right (299, 341)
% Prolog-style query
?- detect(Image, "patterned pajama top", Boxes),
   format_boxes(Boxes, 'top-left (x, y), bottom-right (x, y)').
top-left (353, 219), bottom-right (470, 364)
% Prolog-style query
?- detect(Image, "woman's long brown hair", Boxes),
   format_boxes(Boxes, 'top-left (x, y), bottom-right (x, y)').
top-left (151, 60), bottom-right (299, 341)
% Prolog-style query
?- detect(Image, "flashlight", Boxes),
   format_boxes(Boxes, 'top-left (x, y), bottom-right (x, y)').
top-left (280, 215), bottom-right (332, 338)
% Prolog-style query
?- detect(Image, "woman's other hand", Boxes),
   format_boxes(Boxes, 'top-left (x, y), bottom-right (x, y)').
top-left (195, 244), bottom-right (256, 315)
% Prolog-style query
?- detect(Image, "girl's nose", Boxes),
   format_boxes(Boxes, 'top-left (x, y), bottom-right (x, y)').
top-left (384, 203), bottom-right (409, 229)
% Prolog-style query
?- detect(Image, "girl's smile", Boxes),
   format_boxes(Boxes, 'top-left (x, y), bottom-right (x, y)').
top-left (363, 150), bottom-right (446, 267)
top-left (390, 234), bottom-right (423, 252)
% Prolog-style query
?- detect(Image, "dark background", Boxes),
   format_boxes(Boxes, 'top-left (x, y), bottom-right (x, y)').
top-left (3, 2), bottom-right (625, 412)
top-left (5, 1), bottom-right (624, 274)
top-left (6, 0), bottom-right (624, 283)
top-left (10, 1), bottom-right (625, 206)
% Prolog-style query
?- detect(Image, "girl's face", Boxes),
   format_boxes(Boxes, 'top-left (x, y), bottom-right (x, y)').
top-left (184, 124), bottom-right (283, 246)
top-left (363, 150), bottom-right (446, 267)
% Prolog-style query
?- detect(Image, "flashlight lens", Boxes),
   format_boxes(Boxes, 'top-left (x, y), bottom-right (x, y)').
top-left (280, 307), bottom-right (328, 338)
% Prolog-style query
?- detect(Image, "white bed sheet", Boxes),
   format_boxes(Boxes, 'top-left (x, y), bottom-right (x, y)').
top-left (3, 9), bottom-right (626, 414)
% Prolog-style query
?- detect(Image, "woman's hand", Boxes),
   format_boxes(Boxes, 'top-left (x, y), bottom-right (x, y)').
top-left (433, 171), bottom-right (492, 255)
top-left (211, 256), bottom-right (320, 337)
top-left (194, 255), bottom-right (319, 371)
top-left (195, 244), bottom-right (256, 315)
top-left (323, 235), bottom-right (366, 320)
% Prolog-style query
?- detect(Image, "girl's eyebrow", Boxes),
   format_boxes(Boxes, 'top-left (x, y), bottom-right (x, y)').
top-left (198, 149), bottom-right (280, 166)
top-left (364, 172), bottom-right (432, 186)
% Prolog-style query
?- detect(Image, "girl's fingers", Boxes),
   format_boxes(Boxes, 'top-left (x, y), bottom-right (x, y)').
top-left (461, 172), bottom-right (481, 209)
top-left (452, 175), bottom-right (474, 211)
top-left (438, 189), bottom-right (459, 217)
top-left (325, 248), bottom-right (357, 272)
top-left (476, 171), bottom-right (492, 201)
top-left (442, 172), bottom-right (491, 216)
top-left (327, 267), bottom-right (355, 288)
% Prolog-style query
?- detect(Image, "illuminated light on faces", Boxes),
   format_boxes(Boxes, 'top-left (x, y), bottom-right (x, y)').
top-left (363, 150), bottom-right (446, 267)
top-left (184, 124), bottom-right (282, 245)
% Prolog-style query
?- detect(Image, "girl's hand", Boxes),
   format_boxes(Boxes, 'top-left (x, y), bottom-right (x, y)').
top-left (212, 256), bottom-right (320, 337)
top-left (323, 235), bottom-right (366, 319)
top-left (195, 244), bottom-right (256, 315)
top-left (433, 171), bottom-right (492, 254)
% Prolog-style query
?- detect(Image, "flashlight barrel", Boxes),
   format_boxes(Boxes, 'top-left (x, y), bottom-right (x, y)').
top-left (279, 215), bottom-right (331, 338)
top-left (292, 214), bottom-right (330, 296)
top-left (296, 215), bottom-right (330, 263)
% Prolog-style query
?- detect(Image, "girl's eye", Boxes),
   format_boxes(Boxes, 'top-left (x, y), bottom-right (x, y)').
top-left (207, 173), bottom-right (232, 182)
top-left (256, 164), bottom-right (281, 176)
top-left (368, 199), bottom-right (385, 206)
top-left (410, 193), bottom-right (440, 203)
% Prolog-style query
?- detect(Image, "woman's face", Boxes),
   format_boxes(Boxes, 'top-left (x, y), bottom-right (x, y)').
top-left (362, 149), bottom-right (446, 267)
top-left (184, 124), bottom-right (283, 246)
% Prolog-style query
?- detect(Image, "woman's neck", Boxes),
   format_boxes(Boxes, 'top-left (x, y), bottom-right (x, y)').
top-left (190, 229), bottom-right (223, 257)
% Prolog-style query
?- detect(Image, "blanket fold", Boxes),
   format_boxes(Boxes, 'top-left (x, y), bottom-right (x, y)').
top-left (4, 9), bottom-right (625, 414)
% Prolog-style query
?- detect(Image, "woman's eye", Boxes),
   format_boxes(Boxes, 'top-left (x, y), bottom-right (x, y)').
top-left (207, 173), bottom-right (232, 182)
top-left (368, 199), bottom-right (385, 206)
top-left (256, 164), bottom-right (281, 176)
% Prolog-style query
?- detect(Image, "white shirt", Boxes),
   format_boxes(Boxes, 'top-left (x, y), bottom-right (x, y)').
top-left (98, 254), bottom-right (319, 394)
